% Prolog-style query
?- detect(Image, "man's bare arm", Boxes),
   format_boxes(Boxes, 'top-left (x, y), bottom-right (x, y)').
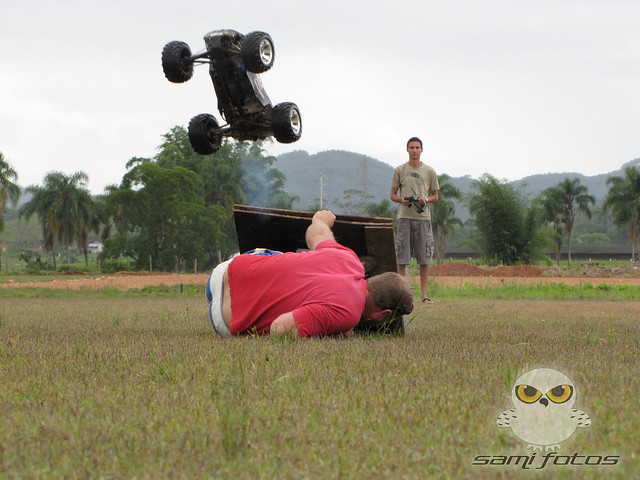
top-left (305, 210), bottom-right (336, 250)
top-left (390, 187), bottom-right (411, 207)
top-left (270, 312), bottom-right (354, 338)
top-left (270, 312), bottom-right (299, 337)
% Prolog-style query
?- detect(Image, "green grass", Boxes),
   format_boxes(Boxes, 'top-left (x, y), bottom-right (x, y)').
top-left (3, 279), bottom-right (640, 301)
top-left (428, 280), bottom-right (640, 301)
top-left (0, 290), bottom-right (639, 478)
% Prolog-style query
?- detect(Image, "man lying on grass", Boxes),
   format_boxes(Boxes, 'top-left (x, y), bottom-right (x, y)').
top-left (206, 210), bottom-right (414, 337)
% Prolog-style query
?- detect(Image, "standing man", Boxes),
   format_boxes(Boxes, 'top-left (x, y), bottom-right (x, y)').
top-left (390, 137), bottom-right (439, 304)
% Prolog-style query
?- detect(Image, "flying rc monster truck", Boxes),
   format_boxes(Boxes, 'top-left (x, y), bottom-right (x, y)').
top-left (162, 29), bottom-right (302, 155)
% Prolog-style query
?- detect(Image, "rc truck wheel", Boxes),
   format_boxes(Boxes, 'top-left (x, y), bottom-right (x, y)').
top-left (162, 41), bottom-right (194, 83)
top-left (273, 102), bottom-right (302, 144)
top-left (188, 114), bottom-right (222, 155)
top-left (241, 32), bottom-right (275, 73)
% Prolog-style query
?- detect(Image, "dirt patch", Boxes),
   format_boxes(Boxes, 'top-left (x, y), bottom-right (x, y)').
top-left (429, 263), bottom-right (487, 276)
top-left (0, 273), bottom-right (211, 290)
top-left (430, 262), bottom-right (640, 278)
top-left (424, 262), bottom-right (640, 287)
top-left (429, 275), bottom-right (640, 287)
top-left (492, 264), bottom-right (546, 277)
top-left (2, 262), bottom-right (640, 290)
top-left (429, 263), bottom-right (546, 277)
top-left (544, 263), bottom-right (640, 278)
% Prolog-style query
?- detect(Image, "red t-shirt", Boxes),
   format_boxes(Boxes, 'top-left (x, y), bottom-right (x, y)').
top-left (227, 240), bottom-right (366, 337)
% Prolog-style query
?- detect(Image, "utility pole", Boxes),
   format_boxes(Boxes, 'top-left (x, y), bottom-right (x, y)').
top-left (319, 170), bottom-right (326, 209)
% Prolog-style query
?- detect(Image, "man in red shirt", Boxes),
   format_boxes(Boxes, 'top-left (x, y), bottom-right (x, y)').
top-left (207, 210), bottom-right (414, 337)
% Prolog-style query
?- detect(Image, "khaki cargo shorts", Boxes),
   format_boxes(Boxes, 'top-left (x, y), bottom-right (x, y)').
top-left (395, 218), bottom-right (434, 265)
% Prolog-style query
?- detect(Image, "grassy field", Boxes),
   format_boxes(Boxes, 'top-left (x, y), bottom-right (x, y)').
top-left (0, 284), bottom-right (639, 479)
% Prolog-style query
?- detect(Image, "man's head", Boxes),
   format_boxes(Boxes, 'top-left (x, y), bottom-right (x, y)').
top-left (406, 137), bottom-right (423, 148)
top-left (364, 272), bottom-right (414, 325)
top-left (406, 137), bottom-right (423, 163)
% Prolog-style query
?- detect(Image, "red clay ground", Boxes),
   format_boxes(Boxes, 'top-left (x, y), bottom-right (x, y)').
top-left (1, 273), bottom-right (212, 290)
top-left (2, 262), bottom-right (640, 289)
top-left (428, 262), bottom-right (640, 286)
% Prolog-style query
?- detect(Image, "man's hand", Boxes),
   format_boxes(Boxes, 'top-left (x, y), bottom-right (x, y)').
top-left (305, 210), bottom-right (336, 250)
top-left (312, 210), bottom-right (336, 228)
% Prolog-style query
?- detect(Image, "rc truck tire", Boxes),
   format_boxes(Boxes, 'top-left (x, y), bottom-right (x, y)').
top-left (273, 102), bottom-right (302, 144)
top-left (162, 41), bottom-right (194, 83)
top-left (188, 114), bottom-right (222, 155)
top-left (241, 32), bottom-right (275, 73)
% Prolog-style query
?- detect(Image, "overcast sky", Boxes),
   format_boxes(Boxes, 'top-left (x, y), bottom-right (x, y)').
top-left (2, 0), bottom-right (639, 194)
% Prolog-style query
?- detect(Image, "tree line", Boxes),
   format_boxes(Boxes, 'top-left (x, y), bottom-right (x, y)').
top-left (1, 131), bottom-right (640, 271)
top-left (0, 128), bottom-right (296, 272)
top-left (432, 171), bottom-right (640, 266)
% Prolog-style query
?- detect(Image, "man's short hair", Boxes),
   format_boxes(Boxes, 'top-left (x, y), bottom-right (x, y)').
top-left (367, 272), bottom-right (414, 321)
top-left (407, 137), bottom-right (423, 148)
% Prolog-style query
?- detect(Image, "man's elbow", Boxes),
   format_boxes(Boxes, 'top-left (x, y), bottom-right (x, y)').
top-left (270, 313), bottom-right (300, 337)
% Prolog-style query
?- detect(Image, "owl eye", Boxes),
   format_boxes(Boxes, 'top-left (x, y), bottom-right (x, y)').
top-left (547, 384), bottom-right (573, 404)
top-left (515, 384), bottom-right (542, 404)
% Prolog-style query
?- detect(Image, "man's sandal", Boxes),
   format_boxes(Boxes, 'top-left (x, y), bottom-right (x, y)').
top-left (422, 297), bottom-right (434, 304)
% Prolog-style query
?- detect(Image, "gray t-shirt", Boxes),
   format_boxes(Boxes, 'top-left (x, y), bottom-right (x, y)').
top-left (391, 161), bottom-right (439, 220)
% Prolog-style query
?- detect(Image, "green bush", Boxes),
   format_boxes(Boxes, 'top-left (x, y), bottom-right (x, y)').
top-left (18, 250), bottom-right (46, 274)
top-left (100, 258), bottom-right (130, 274)
top-left (578, 233), bottom-right (611, 245)
top-left (57, 265), bottom-right (88, 274)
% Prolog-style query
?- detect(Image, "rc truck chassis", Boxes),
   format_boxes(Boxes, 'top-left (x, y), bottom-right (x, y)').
top-left (162, 29), bottom-right (302, 155)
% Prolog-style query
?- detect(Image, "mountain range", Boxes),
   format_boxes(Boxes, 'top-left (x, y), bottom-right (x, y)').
top-left (274, 150), bottom-right (640, 218)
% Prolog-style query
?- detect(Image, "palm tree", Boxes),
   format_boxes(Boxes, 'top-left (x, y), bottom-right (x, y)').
top-left (75, 189), bottom-right (98, 266)
top-left (539, 187), bottom-right (565, 265)
top-left (0, 152), bottom-right (21, 269)
top-left (0, 152), bottom-right (21, 230)
top-left (20, 171), bottom-right (92, 266)
top-left (20, 180), bottom-right (59, 269)
top-left (557, 178), bottom-right (595, 266)
top-left (605, 166), bottom-right (640, 261)
top-left (365, 199), bottom-right (394, 218)
top-left (101, 184), bottom-right (134, 240)
top-left (432, 174), bottom-right (462, 264)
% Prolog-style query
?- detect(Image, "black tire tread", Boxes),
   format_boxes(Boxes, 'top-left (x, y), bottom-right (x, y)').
top-left (162, 41), bottom-right (194, 83)
top-left (241, 32), bottom-right (274, 74)
top-left (188, 114), bottom-right (221, 155)
top-left (273, 102), bottom-right (302, 144)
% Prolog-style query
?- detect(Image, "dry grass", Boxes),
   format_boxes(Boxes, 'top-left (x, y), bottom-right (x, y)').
top-left (0, 294), bottom-right (638, 479)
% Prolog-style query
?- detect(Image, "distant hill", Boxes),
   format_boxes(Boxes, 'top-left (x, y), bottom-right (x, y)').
top-left (274, 151), bottom-right (640, 218)
top-left (513, 158), bottom-right (640, 202)
top-left (275, 150), bottom-right (395, 212)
